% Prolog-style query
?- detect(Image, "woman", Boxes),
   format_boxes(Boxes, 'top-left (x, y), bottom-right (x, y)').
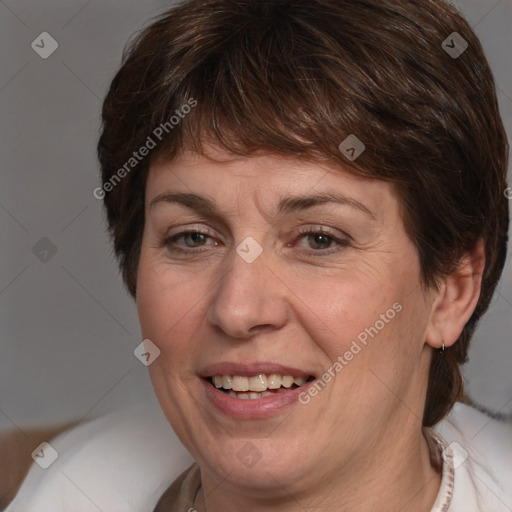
top-left (6, 0), bottom-right (511, 510)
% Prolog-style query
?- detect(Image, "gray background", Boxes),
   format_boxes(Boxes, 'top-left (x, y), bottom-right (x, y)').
top-left (1, 0), bottom-right (511, 435)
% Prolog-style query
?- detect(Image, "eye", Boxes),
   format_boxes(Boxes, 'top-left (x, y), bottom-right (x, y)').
top-left (304, 232), bottom-right (336, 250)
top-left (294, 227), bottom-right (350, 253)
top-left (163, 230), bottom-right (218, 252)
top-left (179, 231), bottom-right (210, 248)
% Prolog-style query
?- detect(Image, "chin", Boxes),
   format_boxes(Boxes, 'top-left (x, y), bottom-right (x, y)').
top-left (196, 436), bottom-right (313, 491)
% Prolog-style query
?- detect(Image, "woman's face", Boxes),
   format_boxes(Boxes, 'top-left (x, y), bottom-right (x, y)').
top-left (136, 146), bottom-right (437, 494)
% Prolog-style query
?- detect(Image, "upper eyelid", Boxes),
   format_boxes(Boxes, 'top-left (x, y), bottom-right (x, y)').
top-left (296, 225), bottom-right (349, 237)
top-left (166, 225), bottom-right (346, 238)
top-left (165, 227), bottom-right (348, 247)
top-left (165, 223), bottom-right (219, 237)
top-left (165, 229), bottom-right (218, 244)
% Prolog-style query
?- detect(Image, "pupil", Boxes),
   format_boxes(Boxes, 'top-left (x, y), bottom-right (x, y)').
top-left (186, 232), bottom-right (206, 246)
top-left (311, 233), bottom-right (331, 249)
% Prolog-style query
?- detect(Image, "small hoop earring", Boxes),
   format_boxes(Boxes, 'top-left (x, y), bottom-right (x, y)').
top-left (440, 341), bottom-right (445, 353)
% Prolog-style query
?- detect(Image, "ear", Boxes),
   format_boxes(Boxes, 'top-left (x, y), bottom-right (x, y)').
top-left (424, 239), bottom-right (485, 349)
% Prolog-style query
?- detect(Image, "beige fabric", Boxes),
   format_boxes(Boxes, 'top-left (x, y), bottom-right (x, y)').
top-left (153, 463), bottom-right (201, 512)
top-left (0, 425), bottom-right (71, 511)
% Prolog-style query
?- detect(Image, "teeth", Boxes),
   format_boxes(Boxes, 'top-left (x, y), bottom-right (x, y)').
top-left (248, 374), bottom-right (267, 392)
top-left (267, 374), bottom-right (282, 389)
top-left (281, 375), bottom-right (294, 388)
top-left (232, 376), bottom-right (249, 392)
top-left (222, 375), bottom-right (232, 389)
top-left (227, 390), bottom-right (288, 399)
top-left (211, 373), bottom-right (310, 393)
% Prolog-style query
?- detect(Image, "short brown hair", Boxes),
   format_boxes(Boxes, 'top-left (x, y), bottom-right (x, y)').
top-left (97, 0), bottom-right (509, 427)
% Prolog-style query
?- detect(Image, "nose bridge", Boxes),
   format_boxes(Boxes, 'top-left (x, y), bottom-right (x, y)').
top-left (206, 246), bottom-right (287, 339)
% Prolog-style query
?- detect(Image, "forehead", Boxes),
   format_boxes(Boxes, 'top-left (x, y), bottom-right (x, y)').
top-left (146, 147), bottom-right (399, 223)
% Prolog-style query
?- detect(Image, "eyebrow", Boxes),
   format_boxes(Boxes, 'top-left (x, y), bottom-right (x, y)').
top-left (277, 192), bottom-right (376, 220)
top-left (150, 192), bottom-right (218, 215)
top-left (149, 191), bottom-right (376, 220)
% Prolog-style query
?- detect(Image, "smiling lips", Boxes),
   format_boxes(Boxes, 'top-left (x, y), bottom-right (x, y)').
top-left (210, 373), bottom-right (311, 399)
top-left (200, 363), bottom-right (316, 416)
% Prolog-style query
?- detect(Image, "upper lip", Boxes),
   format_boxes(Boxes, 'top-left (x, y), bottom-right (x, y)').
top-left (200, 362), bottom-right (314, 379)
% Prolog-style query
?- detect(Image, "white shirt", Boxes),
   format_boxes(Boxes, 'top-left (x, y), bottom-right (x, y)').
top-left (6, 401), bottom-right (512, 511)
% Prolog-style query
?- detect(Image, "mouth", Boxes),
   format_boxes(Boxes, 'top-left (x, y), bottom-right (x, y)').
top-left (200, 363), bottom-right (318, 418)
top-left (205, 373), bottom-right (316, 400)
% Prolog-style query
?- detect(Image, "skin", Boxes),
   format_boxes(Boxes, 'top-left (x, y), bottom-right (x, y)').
top-left (136, 145), bottom-right (484, 512)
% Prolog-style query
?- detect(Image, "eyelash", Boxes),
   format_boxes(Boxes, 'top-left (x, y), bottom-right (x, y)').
top-left (162, 227), bottom-right (350, 257)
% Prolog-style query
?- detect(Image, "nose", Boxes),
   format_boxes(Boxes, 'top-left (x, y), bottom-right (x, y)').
top-left (206, 248), bottom-right (289, 340)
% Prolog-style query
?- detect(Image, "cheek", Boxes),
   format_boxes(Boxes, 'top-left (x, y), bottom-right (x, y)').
top-left (135, 252), bottom-right (214, 359)
top-left (288, 271), bottom-right (399, 359)
top-left (136, 254), bottom-right (185, 341)
top-left (290, 262), bottom-right (425, 395)
top-left (136, 260), bottom-right (168, 340)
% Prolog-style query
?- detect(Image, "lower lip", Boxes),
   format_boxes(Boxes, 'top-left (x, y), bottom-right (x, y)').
top-left (201, 378), bottom-right (315, 419)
